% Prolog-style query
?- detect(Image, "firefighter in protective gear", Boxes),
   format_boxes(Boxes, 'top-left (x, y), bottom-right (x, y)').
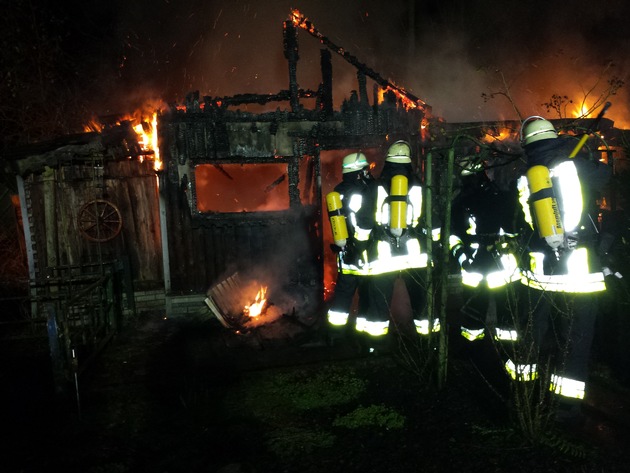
top-left (355, 140), bottom-right (436, 345)
top-left (449, 156), bottom-right (525, 363)
top-left (514, 116), bottom-right (612, 423)
top-left (326, 151), bottom-right (374, 343)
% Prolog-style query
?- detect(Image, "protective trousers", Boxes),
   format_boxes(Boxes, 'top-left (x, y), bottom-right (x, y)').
top-left (327, 272), bottom-right (371, 330)
top-left (521, 287), bottom-right (598, 400)
top-left (367, 267), bottom-right (429, 336)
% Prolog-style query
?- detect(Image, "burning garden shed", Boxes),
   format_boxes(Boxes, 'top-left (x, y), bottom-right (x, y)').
top-left (155, 11), bottom-right (432, 334)
top-left (1, 10), bottom-right (432, 388)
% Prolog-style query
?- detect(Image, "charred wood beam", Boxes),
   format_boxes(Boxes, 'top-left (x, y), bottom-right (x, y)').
top-left (265, 174), bottom-right (286, 192)
top-left (2, 124), bottom-right (150, 177)
top-left (357, 71), bottom-right (369, 107)
top-left (283, 20), bottom-right (300, 113)
top-left (190, 156), bottom-right (292, 165)
top-left (202, 89), bottom-right (319, 109)
top-left (288, 156), bottom-right (301, 208)
top-left (290, 10), bottom-right (429, 113)
top-left (320, 49), bottom-right (333, 118)
top-left (213, 164), bottom-right (233, 180)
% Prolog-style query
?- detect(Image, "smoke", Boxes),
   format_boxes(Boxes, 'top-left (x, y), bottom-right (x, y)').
top-left (54, 0), bottom-right (630, 125)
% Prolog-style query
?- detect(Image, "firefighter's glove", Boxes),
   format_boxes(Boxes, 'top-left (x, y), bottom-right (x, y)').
top-left (602, 266), bottom-right (623, 280)
top-left (565, 234), bottom-right (579, 251)
top-left (600, 250), bottom-right (622, 278)
top-left (603, 265), bottom-right (624, 293)
top-left (602, 248), bottom-right (623, 280)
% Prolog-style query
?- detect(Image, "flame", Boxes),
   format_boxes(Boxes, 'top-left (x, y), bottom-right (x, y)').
top-left (244, 286), bottom-right (267, 318)
top-left (133, 112), bottom-right (162, 170)
top-left (83, 101), bottom-right (165, 171)
top-left (481, 127), bottom-right (516, 144)
top-left (573, 102), bottom-right (593, 119)
top-left (83, 119), bottom-right (104, 133)
top-left (290, 9), bottom-right (309, 30)
top-left (377, 86), bottom-right (420, 110)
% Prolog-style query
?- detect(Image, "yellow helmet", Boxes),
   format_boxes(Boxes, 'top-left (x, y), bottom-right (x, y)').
top-left (342, 152), bottom-right (369, 174)
top-left (520, 116), bottom-right (558, 146)
top-left (386, 140), bottom-right (412, 164)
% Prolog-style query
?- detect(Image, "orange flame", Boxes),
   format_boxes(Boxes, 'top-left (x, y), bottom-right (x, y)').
top-left (377, 86), bottom-right (420, 110)
top-left (480, 127), bottom-right (516, 144)
top-left (133, 112), bottom-right (162, 171)
top-left (290, 9), bottom-right (310, 30)
top-left (573, 102), bottom-right (593, 119)
top-left (244, 286), bottom-right (268, 318)
top-left (83, 102), bottom-right (165, 171)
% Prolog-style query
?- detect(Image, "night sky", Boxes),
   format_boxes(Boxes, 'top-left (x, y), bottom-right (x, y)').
top-left (5, 0), bottom-right (630, 128)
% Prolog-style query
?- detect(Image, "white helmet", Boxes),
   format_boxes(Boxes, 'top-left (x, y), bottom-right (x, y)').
top-left (342, 152), bottom-right (369, 174)
top-left (386, 140), bottom-right (412, 163)
top-left (520, 116), bottom-right (558, 146)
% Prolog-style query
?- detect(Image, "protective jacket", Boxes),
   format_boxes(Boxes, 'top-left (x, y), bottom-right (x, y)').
top-left (512, 136), bottom-right (612, 401)
top-left (355, 162), bottom-right (436, 338)
top-left (326, 172), bottom-right (373, 328)
top-left (517, 138), bottom-right (610, 294)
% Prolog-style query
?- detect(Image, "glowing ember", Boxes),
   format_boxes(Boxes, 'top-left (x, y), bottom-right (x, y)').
top-left (244, 286), bottom-right (268, 318)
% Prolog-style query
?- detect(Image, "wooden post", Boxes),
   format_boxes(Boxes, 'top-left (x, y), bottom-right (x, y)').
top-left (17, 175), bottom-right (38, 318)
top-left (283, 20), bottom-right (300, 113)
top-left (437, 148), bottom-right (456, 389)
top-left (42, 166), bottom-right (59, 271)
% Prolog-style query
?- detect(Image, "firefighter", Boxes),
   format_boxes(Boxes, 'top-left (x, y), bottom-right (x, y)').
top-left (449, 156), bottom-right (524, 372)
top-left (514, 116), bottom-right (612, 425)
top-left (326, 151), bottom-right (374, 344)
top-left (356, 140), bottom-right (436, 348)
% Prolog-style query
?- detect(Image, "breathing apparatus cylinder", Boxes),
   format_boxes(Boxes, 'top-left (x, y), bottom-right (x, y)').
top-left (389, 175), bottom-right (408, 237)
top-left (326, 191), bottom-right (349, 247)
top-left (526, 165), bottom-right (564, 249)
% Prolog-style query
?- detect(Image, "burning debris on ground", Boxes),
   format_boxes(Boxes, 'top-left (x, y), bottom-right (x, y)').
top-left (205, 271), bottom-right (321, 350)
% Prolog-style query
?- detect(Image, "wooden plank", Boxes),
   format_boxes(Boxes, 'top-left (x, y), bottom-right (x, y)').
top-left (219, 280), bottom-right (241, 315)
top-left (204, 297), bottom-right (232, 328)
top-left (209, 285), bottom-right (231, 315)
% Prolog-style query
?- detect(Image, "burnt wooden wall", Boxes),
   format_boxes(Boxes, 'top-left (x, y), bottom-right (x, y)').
top-left (26, 159), bottom-right (162, 287)
top-left (160, 164), bottom-right (323, 298)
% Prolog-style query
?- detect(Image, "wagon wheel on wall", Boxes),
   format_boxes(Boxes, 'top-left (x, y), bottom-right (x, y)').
top-left (77, 199), bottom-right (123, 242)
